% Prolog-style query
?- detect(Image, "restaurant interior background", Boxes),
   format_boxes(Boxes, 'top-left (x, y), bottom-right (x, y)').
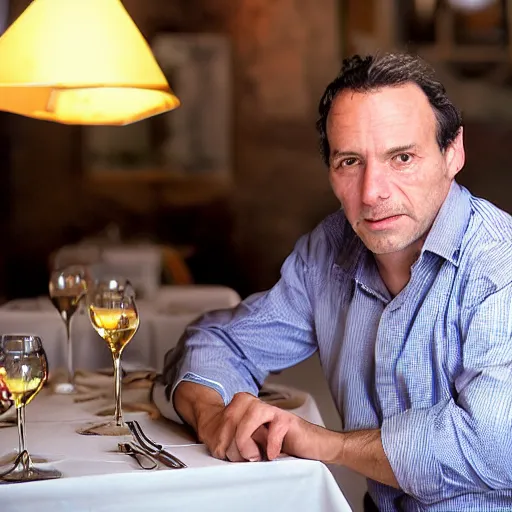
top-left (0, 0), bottom-right (511, 302)
top-left (0, 2), bottom-right (510, 508)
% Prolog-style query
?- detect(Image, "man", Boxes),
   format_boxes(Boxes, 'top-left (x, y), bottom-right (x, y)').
top-left (153, 53), bottom-right (512, 511)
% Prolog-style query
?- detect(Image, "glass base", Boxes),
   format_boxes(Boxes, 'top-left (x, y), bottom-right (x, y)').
top-left (76, 421), bottom-right (131, 437)
top-left (0, 451), bottom-right (61, 483)
top-left (0, 450), bottom-right (49, 465)
top-left (52, 382), bottom-right (75, 395)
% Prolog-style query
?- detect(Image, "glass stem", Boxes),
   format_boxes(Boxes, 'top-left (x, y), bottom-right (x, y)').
top-left (112, 352), bottom-right (123, 427)
top-left (17, 406), bottom-right (26, 454)
top-left (65, 318), bottom-right (73, 385)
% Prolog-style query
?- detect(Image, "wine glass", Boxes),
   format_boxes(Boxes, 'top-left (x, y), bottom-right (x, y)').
top-left (49, 265), bottom-right (88, 394)
top-left (81, 278), bottom-right (139, 436)
top-left (0, 335), bottom-right (61, 482)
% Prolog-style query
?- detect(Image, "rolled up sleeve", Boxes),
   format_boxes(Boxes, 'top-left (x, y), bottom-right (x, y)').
top-left (155, 234), bottom-right (318, 420)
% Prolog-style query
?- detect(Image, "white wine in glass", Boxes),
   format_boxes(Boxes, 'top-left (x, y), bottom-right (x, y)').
top-left (49, 265), bottom-right (88, 394)
top-left (89, 307), bottom-right (139, 355)
top-left (2, 363), bottom-right (44, 407)
top-left (84, 279), bottom-right (139, 436)
top-left (0, 335), bottom-right (61, 482)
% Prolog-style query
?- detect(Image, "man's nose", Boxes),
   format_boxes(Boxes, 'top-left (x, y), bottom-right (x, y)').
top-left (361, 161), bottom-right (391, 206)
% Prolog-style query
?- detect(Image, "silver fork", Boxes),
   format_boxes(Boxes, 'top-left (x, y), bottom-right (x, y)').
top-left (126, 420), bottom-right (187, 469)
top-left (118, 443), bottom-right (157, 471)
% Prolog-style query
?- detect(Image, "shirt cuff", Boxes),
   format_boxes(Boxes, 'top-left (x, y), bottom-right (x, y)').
top-left (152, 372), bottom-right (231, 424)
top-left (152, 381), bottom-right (184, 424)
top-left (381, 406), bottom-right (443, 504)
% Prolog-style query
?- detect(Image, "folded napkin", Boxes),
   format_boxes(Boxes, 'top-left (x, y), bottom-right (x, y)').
top-left (258, 383), bottom-right (308, 410)
top-left (50, 368), bottom-right (161, 420)
top-left (65, 366), bottom-right (307, 419)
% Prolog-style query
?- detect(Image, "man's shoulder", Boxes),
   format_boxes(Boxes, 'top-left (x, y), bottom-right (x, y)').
top-left (294, 210), bottom-right (355, 266)
top-left (469, 194), bottom-right (512, 243)
top-left (459, 194), bottom-right (512, 296)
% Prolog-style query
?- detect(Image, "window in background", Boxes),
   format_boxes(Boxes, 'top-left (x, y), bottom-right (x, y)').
top-left (83, 33), bottom-right (233, 207)
top-left (404, 0), bottom-right (509, 71)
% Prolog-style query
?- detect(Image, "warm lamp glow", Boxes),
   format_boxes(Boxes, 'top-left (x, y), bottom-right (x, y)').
top-left (0, 0), bottom-right (180, 125)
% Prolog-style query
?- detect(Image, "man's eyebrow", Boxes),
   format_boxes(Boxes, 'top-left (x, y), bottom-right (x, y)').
top-left (384, 144), bottom-right (417, 156)
top-left (330, 149), bottom-right (362, 161)
top-left (330, 144), bottom-right (418, 162)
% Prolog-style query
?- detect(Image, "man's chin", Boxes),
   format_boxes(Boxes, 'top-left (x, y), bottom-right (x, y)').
top-left (360, 234), bottom-right (412, 255)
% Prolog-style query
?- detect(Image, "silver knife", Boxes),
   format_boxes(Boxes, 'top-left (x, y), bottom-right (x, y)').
top-left (126, 420), bottom-right (187, 469)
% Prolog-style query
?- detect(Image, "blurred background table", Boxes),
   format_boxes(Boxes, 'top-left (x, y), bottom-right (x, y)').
top-left (0, 285), bottom-right (241, 372)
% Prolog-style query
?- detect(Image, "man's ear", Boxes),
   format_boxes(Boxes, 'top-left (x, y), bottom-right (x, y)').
top-left (444, 127), bottom-right (465, 179)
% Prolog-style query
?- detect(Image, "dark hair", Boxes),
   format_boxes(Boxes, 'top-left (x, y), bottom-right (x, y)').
top-left (316, 53), bottom-right (463, 166)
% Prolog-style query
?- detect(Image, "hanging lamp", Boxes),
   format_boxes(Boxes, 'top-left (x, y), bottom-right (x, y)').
top-left (0, 0), bottom-right (180, 125)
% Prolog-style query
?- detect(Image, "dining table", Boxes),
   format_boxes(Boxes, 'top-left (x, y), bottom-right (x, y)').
top-left (0, 389), bottom-right (352, 512)
top-left (0, 286), bottom-right (354, 510)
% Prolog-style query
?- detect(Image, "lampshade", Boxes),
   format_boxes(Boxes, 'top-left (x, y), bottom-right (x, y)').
top-left (0, 0), bottom-right (180, 125)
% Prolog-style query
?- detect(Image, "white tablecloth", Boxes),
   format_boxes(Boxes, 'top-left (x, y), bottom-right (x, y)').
top-left (0, 392), bottom-right (351, 512)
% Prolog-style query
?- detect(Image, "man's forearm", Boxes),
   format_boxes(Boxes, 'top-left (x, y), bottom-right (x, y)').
top-left (322, 427), bottom-right (399, 489)
top-left (175, 383), bottom-right (399, 489)
top-left (173, 381), bottom-right (225, 431)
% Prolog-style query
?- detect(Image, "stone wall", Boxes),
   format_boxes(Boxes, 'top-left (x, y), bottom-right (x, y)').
top-left (130, 0), bottom-right (342, 292)
top-left (5, 0), bottom-right (341, 297)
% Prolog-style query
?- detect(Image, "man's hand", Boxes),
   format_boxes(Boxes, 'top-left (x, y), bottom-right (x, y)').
top-left (231, 392), bottom-right (330, 462)
top-left (173, 381), bottom-right (399, 488)
top-left (233, 399), bottom-right (400, 488)
top-left (173, 382), bottom-right (277, 461)
top-left (196, 392), bottom-right (271, 462)
top-left (174, 381), bottom-right (330, 462)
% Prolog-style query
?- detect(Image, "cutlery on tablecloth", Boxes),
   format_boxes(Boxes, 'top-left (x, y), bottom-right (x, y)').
top-left (127, 420), bottom-right (187, 469)
top-left (118, 443), bottom-right (157, 470)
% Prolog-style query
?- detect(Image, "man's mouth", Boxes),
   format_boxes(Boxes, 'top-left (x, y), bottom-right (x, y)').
top-left (363, 214), bottom-right (404, 229)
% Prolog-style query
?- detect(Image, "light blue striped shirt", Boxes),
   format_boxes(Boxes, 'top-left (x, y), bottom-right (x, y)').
top-left (157, 181), bottom-right (512, 511)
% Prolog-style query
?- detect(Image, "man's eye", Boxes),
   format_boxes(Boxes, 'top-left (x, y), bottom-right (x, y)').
top-left (393, 153), bottom-right (412, 164)
top-left (341, 157), bottom-right (358, 167)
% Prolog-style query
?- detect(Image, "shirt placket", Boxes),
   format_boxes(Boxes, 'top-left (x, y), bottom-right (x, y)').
top-left (374, 304), bottom-right (405, 419)
top-left (373, 263), bottom-right (423, 420)
top-left (353, 279), bottom-right (390, 423)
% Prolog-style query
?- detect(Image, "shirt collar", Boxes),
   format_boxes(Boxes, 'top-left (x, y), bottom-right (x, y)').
top-left (335, 220), bottom-right (366, 277)
top-left (421, 181), bottom-right (471, 267)
top-left (335, 229), bottom-right (392, 302)
top-left (334, 180), bottom-right (471, 295)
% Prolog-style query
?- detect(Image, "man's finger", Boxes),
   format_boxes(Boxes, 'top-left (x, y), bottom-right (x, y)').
top-left (235, 406), bottom-right (276, 459)
top-left (225, 438), bottom-right (246, 462)
top-left (237, 435), bottom-right (262, 462)
top-left (266, 417), bottom-right (289, 460)
top-left (252, 424), bottom-right (269, 452)
top-left (210, 419), bottom-right (237, 460)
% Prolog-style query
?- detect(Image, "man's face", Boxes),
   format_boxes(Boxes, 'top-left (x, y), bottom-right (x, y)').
top-left (326, 84), bottom-right (464, 255)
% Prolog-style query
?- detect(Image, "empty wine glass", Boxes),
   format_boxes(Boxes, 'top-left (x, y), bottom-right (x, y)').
top-left (79, 278), bottom-right (139, 436)
top-left (0, 335), bottom-right (61, 482)
top-left (49, 265), bottom-right (88, 393)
